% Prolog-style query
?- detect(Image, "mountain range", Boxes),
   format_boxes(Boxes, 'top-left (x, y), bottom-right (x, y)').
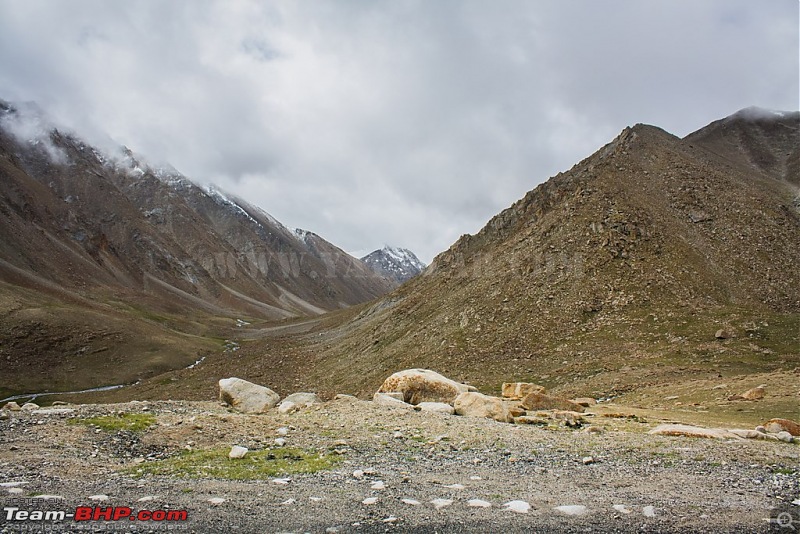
top-left (1, 103), bottom-right (798, 418)
top-left (360, 246), bottom-right (426, 284)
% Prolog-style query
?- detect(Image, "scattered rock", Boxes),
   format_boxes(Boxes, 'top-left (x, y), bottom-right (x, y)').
top-left (228, 446), bottom-right (248, 459)
top-left (453, 392), bottom-right (513, 423)
top-left (520, 392), bottom-right (585, 413)
top-left (443, 483), bottom-right (465, 490)
top-left (2, 402), bottom-right (21, 411)
top-left (7, 488), bottom-right (23, 495)
top-left (370, 481), bottom-right (386, 490)
top-left (572, 397), bottom-right (597, 407)
top-left (208, 497), bottom-right (225, 505)
top-left (277, 401), bottom-right (299, 415)
top-left (430, 498), bottom-right (453, 510)
top-left (137, 496), bottom-right (157, 502)
top-left (584, 426), bottom-right (604, 434)
top-left (373, 392), bottom-right (414, 409)
top-left (274, 438), bottom-right (286, 447)
top-left (88, 495), bottom-right (109, 501)
top-left (513, 416), bottom-right (549, 425)
top-left (334, 394), bottom-right (358, 402)
top-left (362, 497), bottom-right (378, 505)
top-left (279, 498), bottom-right (296, 505)
top-left (0, 411), bottom-right (8, 421)
top-left (715, 329), bottom-right (734, 340)
top-left (643, 505), bottom-right (656, 518)
top-left (501, 382), bottom-right (545, 400)
top-left (649, 424), bottom-right (742, 440)
top-left (276, 427), bottom-right (289, 436)
top-left (352, 470), bottom-right (364, 479)
top-left (582, 456), bottom-right (595, 465)
top-left (503, 500), bottom-right (531, 514)
top-left (218, 377), bottom-right (280, 413)
top-left (272, 478), bottom-right (290, 485)
top-left (555, 505), bottom-right (588, 516)
top-left (21, 402), bottom-right (40, 411)
top-left (281, 392), bottom-right (322, 407)
top-left (775, 431), bottom-right (794, 443)
top-left (402, 498), bottom-right (421, 506)
top-left (32, 408), bottom-right (75, 416)
top-left (764, 418), bottom-right (800, 436)
top-left (613, 504), bottom-right (632, 514)
top-left (552, 410), bottom-right (586, 427)
top-left (740, 385), bottom-right (766, 400)
top-left (415, 402), bottom-right (455, 415)
top-left (468, 499), bottom-right (492, 508)
top-left (377, 369), bottom-right (476, 405)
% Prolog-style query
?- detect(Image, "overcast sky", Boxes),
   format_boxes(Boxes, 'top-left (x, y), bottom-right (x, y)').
top-left (1, 1), bottom-right (797, 263)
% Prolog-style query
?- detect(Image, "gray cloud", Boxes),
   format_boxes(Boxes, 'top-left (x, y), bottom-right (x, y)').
top-left (0, 0), bottom-right (797, 262)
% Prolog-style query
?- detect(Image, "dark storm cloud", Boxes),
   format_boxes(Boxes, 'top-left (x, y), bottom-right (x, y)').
top-left (0, 0), bottom-right (797, 262)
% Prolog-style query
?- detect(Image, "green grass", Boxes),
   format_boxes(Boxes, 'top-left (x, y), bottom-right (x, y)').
top-left (125, 447), bottom-right (342, 480)
top-left (68, 413), bottom-right (156, 433)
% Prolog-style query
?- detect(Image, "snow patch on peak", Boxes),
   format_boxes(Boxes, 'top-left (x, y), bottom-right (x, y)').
top-left (361, 246), bottom-right (426, 284)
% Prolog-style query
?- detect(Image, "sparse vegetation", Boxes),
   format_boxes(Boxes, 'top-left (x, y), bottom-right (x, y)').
top-left (126, 447), bottom-right (341, 480)
top-left (68, 413), bottom-right (156, 433)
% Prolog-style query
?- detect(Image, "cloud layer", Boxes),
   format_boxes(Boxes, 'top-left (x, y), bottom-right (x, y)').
top-left (1, 0), bottom-right (797, 262)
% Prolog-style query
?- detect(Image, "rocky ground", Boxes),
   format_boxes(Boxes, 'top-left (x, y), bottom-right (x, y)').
top-left (1, 397), bottom-right (798, 533)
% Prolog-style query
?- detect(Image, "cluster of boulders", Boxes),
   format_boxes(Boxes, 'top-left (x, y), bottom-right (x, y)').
top-left (373, 369), bottom-right (591, 426)
top-left (650, 418), bottom-right (800, 443)
top-left (218, 377), bottom-right (321, 415)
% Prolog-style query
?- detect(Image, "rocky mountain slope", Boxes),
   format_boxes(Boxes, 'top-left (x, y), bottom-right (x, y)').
top-left (200, 108), bottom-right (799, 404)
top-left (0, 100), bottom-right (392, 398)
top-left (360, 246), bottom-right (426, 285)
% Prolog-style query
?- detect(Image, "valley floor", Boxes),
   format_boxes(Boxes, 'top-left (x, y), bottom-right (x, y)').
top-left (1, 399), bottom-right (798, 533)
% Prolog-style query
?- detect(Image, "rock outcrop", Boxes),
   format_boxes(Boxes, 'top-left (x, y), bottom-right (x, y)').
top-left (377, 369), bottom-right (476, 405)
top-left (453, 392), bottom-right (514, 423)
top-left (218, 377), bottom-right (280, 413)
top-left (519, 392), bottom-right (585, 413)
top-left (501, 382), bottom-right (545, 400)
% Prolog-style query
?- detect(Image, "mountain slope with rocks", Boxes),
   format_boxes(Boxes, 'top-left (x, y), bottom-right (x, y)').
top-left (191, 108), bottom-right (799, 409)
top-left (361, 246), bottom-right (426, 285)
top-left (0, 100), bottom-right (392, 399)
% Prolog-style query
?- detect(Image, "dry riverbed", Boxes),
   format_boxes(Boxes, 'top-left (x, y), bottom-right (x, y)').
top-left (0, 398), bottom-right (798, 533)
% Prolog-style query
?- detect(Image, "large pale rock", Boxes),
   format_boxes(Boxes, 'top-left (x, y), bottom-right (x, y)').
top-left (218, 377), bottom-right (280, 413)
top-left (520, 392), bottom-right (585, 413)
top-left (372, 392), bottom-right (414, 409)
top-left (453, 392), bottom-right (513, 423)
top-left (741, 385), bottom-right (766, 400)
top-left (501, 382), bottom-right (545, 400)
top-left (377, 369), bottom-right (476, 405)
top-left (764, 418), bottom-right (800, 436)
top-left (415, 402), bottom-right (455, 415)
top-left (277, 392), bottom-right (321, 414)
top-left (649, 424), bottom-right (742, 440)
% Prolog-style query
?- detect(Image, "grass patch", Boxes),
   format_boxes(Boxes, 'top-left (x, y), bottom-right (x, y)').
top-left (125, 447), bottom-right (341, 480)
top-left (68, 413), bottom-right (156, 433)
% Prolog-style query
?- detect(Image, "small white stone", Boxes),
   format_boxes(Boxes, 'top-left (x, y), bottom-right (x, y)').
top-left (352, 470), bottom-right (365, 479)
top-left (280, 498), bottom-right (296, 505)
top-left (362, 497), bottom-right (378, 505)
top-left (382, 516), bottom-right (398, 523)
top-left (0, 481), bottom-right (27, 487)
top-left (276, 427), bottom-right (289, 436)
top-left (469, 476), bottom-right (482, 481)
top-left (310, 496), bottom-right (323, 502)
top-left (370, 481), bottom-right (386, 490)
top-left (137, 496), bottom-right (157, 502)
top-left (208, 497), bottom-right (225, 505)
top-left (7, 488), bottom-right (24, 495)
top-left (468, 499), bottom-right (492, 508)
top-left (88, 495), bottom-right (109, 501)
top-left (613, 504), bottom-right (632, 514)
top-left (274, 438), bottom-right (287, 447)
top-left (792, 499), bottom-right (800, 506)
top-left (272, 478), bottom-right (291, 485)
top-left (556, 505), bottom-right (588, 516)
top-left (228, 446), bottom-right (248, 459)
top-left (431, 498), bottom-right (454, 510)
top-left (444, 483), bottom-right (465, 490)
top-left (32, 495), bottom-right (63, 500)
top-left (401, 499), bottom-right (421, 506)
top-left (393, 431), bottom-right (403, 439)
top-left (643, 505), bottom-right (656, 517)
top-left (503, 500), bottom-right (531, 514)
top-left (582, 456), bottom-right (595, 465)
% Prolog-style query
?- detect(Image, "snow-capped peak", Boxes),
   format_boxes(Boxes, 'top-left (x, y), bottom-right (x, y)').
top-left (361, 245), bottom-right (426, 284)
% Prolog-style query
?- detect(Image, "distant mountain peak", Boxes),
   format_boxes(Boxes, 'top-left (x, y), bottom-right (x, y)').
top-left (361, 246), bottom-right (426, 285)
